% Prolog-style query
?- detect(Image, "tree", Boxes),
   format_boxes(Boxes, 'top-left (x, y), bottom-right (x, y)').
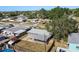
top-left (46, 16), bottom-right (78, 40)
top-left (48, 6), bottom-right (72, 19)
top-left (74, 8), bottom-right (79, 16)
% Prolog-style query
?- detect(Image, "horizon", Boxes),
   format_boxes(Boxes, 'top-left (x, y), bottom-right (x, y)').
top-left (0, 6), bottom-right (79, 12)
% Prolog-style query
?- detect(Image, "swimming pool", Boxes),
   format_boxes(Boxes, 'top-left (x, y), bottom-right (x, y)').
top-left (0, 49), bottom-right (15, 52)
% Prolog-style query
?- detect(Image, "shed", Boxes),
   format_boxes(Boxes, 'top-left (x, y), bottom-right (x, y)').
top-left (27, 28), bottom-right (52, 42)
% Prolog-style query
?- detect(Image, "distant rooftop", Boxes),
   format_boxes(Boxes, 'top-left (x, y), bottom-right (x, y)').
top-left (4, 27), bottom-right (25, 32)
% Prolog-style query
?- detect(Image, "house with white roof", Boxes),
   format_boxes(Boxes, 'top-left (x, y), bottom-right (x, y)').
top-left (16, 14), bottom-right (28, 22)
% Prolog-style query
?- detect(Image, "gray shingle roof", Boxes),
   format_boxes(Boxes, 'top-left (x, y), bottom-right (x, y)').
top-left (68, 33), bottom-right (79, 44)
top-left (27, 28), bottom-right (51, 42)
top-left (3, 27), bottom-right (25, 32)
top-left (28, 28), bottom-right (50, 36)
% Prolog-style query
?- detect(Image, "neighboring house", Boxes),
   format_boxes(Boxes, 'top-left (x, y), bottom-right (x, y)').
top-left (16, 14), bottom-right (28, 22)
top-left (1, 19), bottom-right (8, 22)
top-left (56, 33), bottom-right (79, 52)
top-left (27, 28), bottom-right (52, 42)
top-left (2, 27), bottom-right (27, 37)
top-left (0, 26), bottom-right (5, 34)
top-left (0, 24), bottom-right (13, 32)
top-left (68, 16), bottom-right (79, 23)
top-left (68, 33), bottom-right (79, 52)
top-left (0, 27), bottom-right (5, 31)
top-left (1, 17), bottom-right (12, 22)
top-left (68, 14), bottom-right (75, 19)
top-left (0, 24), bottom-right (14, 29)
top-left (31, 19), bottom-right (38, 24)
top-left (8, 19), bottom-right (15, 22)
top-left (74, 17), bottom-right (79, 22)
top-left (68, 33), bottom-right (79, 44)
top-left (9, 17), bottom-right (17, 22)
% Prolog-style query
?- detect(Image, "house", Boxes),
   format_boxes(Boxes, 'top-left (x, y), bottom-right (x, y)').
top-left (0, 26), bottom-right (5, 33)
top-left (2, 27), bottom-right (27, 37)
top-left (67, 33), bottom-right (79, 52)
top-left (9, 19), bottom-right (15, 22)
top-left (1, 19), bottom-right (8, 22)
top-left (16, 14), bottom-right (27, 22)
top-left (0, 27), bottom-right (5, 31)
top-left (56, 33), bottom-right (79, 52)
top-left (68, 33), bottom-right (79, 44)
top-left (0, 24), bottom-right (13, 33)
top-left (0, 24), bottom-right (14, 29)
top-left (8, 17), bottom-right (17, 22)
top-left (68, 16), bottom-right (79, 23)
top-left (27, 28), bottom-right (52, 42)
top-left (68, 14), bottom-right (75, 19)
top-left (57, 33), bottom-right (79, 52)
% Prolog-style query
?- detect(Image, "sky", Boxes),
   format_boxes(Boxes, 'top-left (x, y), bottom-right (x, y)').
top-left (0, 6), bottom-right (79, 11)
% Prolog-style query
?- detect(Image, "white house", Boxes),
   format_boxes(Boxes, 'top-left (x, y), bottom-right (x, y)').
top-left (0, 24), bottom-right (13, 31)
top-left (16, 14), bottom-right (28, 22)
top-left (1, 19), bottom-right (8, 22)
top-left (27, 28), bottom-right (52, 42)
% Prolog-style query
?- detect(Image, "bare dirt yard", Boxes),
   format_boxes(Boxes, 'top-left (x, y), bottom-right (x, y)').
top-left (13, 37), bottom-right (54, 52)
top-left (50, 40), bottom-right (68, 52)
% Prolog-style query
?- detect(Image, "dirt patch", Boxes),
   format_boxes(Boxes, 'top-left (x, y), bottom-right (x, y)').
top-left (50, 39), bottom-right (68, 52)
top-left (14, 39), bottom-right (54, 52)
top-left (54, 40), bottom-right (68, 48)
